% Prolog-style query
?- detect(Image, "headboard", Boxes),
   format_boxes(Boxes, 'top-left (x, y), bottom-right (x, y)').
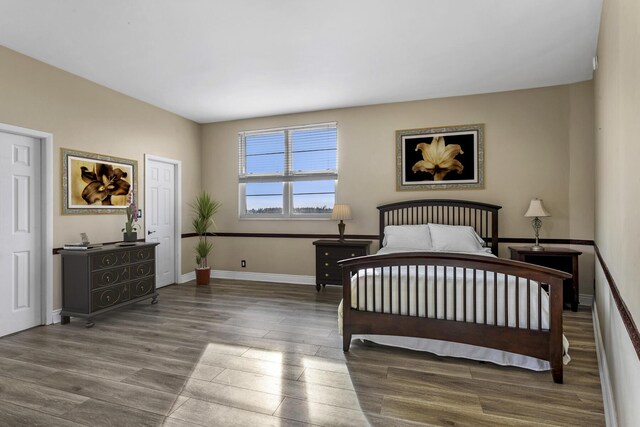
top-left (377, 199), bottom-right (502, 255)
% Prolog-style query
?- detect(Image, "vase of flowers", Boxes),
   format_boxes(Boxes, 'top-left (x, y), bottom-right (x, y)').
top-left (122, 194), bottom-right (139, 242)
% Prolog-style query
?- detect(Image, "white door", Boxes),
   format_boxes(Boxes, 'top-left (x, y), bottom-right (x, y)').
top-left (146, 158), bottom-right (176, 288)
top-left (0, 132), bottom-right (42, 337)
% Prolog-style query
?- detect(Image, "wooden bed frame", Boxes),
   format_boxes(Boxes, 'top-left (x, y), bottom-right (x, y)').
top-left (339, 199), bottom-right (571, 383)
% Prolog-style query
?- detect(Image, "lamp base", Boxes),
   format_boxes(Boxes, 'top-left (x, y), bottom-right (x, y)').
top-left (530, 217), bottom-right (544, 252)
top-left (338, 221), bottom-right (346, 242)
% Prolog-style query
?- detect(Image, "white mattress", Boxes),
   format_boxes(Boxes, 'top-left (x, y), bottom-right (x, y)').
top-left (338, 248), bottom-right (570, 371)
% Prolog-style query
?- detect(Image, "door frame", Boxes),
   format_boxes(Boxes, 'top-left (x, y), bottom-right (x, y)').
top-left (0, 122), bottom-right (54, 325)
top-left (144, 154), bottom-right (182, 286)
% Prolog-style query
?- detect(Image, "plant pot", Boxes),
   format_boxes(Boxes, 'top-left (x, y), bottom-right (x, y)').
top-left (123, 232), bottom-right (138, 242)
top-left (195, 267), bottom-right (211, 285)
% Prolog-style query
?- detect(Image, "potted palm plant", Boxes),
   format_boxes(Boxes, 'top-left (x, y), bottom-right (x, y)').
top-left (191, 192), bottom-right (221, 285)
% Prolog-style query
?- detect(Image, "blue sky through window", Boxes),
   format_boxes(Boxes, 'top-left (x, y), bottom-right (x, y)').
top-left (245, 132), bottom-right (285, 175)
top-left (292, 128), bottom-right (337, 172)
top-left (246, 182), bottom-right (283, 213)
top-left (293, 180), bottom-right (335, 213)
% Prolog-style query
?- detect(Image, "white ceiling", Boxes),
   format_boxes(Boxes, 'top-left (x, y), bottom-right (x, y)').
top-left (0, 0), bottom-right (602, 123)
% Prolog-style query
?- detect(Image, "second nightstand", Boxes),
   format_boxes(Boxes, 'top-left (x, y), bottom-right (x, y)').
top-left (509, 246), bottom-right (582, 311)
top-left (313, 240), bottom-right (371, 292)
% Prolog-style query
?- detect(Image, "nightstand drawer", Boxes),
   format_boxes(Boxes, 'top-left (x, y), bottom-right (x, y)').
top-left (318, 248), bottom-right (366, 259)
top-left (317, 268), bottom-right (341, 282)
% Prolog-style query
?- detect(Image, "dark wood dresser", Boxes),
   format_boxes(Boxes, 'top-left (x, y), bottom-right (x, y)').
top-left (313, 240), bottom-right (371, 291)
top-left (60, 242), bottom-right (159, 327)
top-left (509, 246), bottom-right (582, 311)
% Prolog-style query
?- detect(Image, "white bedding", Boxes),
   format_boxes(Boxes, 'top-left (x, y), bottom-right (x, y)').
top-left (339, 247), bottom-right (570, 371)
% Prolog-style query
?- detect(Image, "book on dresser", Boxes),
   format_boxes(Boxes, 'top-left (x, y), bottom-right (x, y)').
top-left (59, 242), bottom-right (159, 327)
top-left (63, 243), bottom-right (103, 250)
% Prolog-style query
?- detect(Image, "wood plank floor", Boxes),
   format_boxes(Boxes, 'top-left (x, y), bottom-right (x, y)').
top-left (0, 280), bottom-right (604, 426)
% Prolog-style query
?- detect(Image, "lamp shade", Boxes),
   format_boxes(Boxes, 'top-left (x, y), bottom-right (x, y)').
top-left (524, 198), bottom-right (550, 217)
top-left (331, 204), bottom-right (352, 220)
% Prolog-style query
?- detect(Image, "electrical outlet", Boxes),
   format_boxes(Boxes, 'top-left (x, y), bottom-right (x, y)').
top-left (241, 260), bottom-right (246, 268)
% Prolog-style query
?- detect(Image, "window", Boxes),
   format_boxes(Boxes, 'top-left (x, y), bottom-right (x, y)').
top-left (239, 123), bottom-right (337, 218)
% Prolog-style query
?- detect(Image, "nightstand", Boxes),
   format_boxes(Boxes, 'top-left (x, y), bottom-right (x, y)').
top-left (313, 240), bottom-right (371, 292)
top-left (509, 246), bottom-right (582, 311)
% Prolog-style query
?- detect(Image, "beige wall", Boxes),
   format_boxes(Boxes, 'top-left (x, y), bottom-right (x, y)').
top-left (202, 83), bottom-right (595, 291)
top-left (0, 43), bottom-right (599, 319)
top-left (0, 46), bottom-right (202, 309)
top-left (594, 0), bottom-right (640, 424)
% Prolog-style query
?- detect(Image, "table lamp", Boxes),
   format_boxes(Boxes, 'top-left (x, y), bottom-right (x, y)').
top-left (524, 198), bottom-right (550, 251)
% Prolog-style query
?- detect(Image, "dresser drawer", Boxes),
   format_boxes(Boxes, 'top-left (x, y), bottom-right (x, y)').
top-left (131, 277), bottom-right (155, 299)
top-left (91, 266), bottom-right (130, 289)
top-left (131, 261), bottom-right (155, 279)
top-left (91, 251), bottom-right (130, 270)
top-left (130, 247), bottom-right (154, 263)
top-left (91, 284), bottom-right (130, 310)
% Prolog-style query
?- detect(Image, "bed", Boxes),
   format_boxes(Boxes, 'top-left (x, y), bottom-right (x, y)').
top-left (338, 199), bottom-right (571, 383)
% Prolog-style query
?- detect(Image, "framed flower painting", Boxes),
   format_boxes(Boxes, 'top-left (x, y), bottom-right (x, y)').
top-left (396, 124), bottom-right (484, 191)
top-left (62, 148), bottom-right (137, 214)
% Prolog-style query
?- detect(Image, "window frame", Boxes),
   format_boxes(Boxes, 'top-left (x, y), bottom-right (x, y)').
top-left (238, 122), bottom-right (338, 219)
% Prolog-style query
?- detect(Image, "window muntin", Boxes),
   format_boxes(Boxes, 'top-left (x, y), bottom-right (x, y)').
top-left (239, 123), bottom-right (337, 218)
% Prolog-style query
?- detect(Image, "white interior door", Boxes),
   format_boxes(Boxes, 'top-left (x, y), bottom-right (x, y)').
top-left (0, 132), bottom-right (42, 337)
top-left (146, 157), bottom-right (176, 288)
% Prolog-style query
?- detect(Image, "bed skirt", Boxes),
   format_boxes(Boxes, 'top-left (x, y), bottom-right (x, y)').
top-left (338, 300), bottom-right (570, 371)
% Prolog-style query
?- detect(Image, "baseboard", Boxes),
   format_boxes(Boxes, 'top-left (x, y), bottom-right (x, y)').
top-left (593, 301), bottom-right (618, 427)
top-left (51, 309), bottom-right (61, 325)
top-left (178, 269), bottom-right (315, 285)
top-left (179, 271), bottom-right (196, 283)
top-left (211, 269), bottom-right (316, 286)
top-left (580, 293), bottom-right (594, 307)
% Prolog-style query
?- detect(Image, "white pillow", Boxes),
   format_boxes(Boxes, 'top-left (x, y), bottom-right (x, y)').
top-left (383, 225), bottom-right (432, 250)
top-left (427, 223), bottom-right (486, 252)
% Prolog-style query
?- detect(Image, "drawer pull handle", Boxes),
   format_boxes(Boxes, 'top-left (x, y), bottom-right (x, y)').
top-left (105, 259), bottom-right (111, 265)
top-left (325, 252), bottom-right (329, 256)
top-left (351, 253), bottom-right (355, 257)
top-left (325, 273), bottom-right (329, 277)
top-left (324, 262), bottom-right (329, 266)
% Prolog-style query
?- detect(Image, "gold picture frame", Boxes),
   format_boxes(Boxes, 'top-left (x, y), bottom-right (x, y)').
top-left (61, 148), bottom-right (137, 214)
top-left (396, 124), bottom-right (484, 191)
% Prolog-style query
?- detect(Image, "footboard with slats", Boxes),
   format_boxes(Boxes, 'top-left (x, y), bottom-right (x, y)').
top-left (339, 252), bottom-right (571, 383)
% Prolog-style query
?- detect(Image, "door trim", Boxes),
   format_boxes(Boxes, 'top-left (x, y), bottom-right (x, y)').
top-left (144, 154), bottom-right (181, 286)
top-left (0, 122), bottom-right (54, 325)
